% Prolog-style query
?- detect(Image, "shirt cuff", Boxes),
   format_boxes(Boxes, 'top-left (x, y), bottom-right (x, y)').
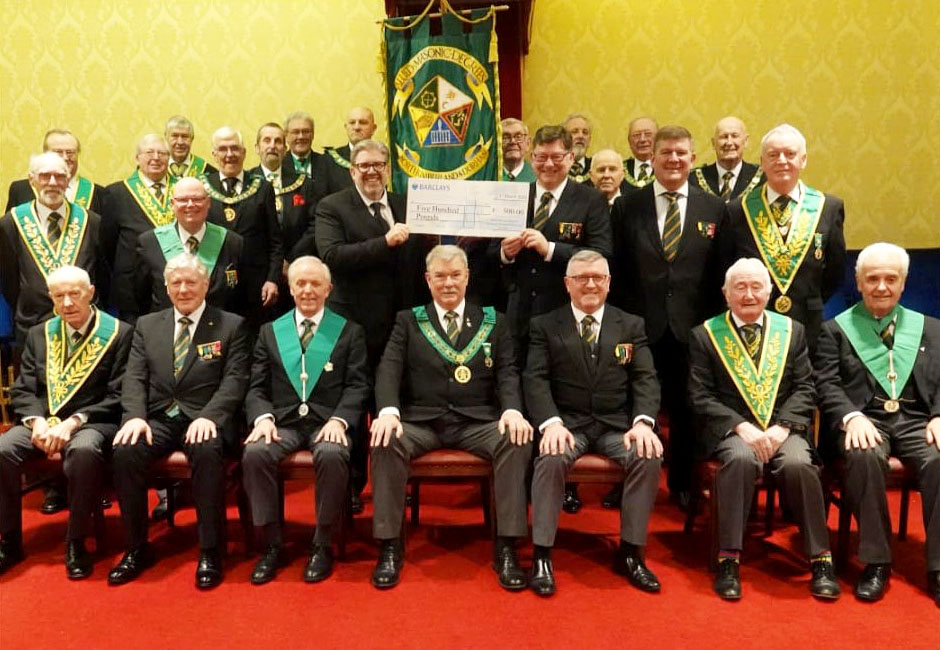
top-left (500, 408), bottom-right (523, 420)
top-left (500, 247), bottom-right (515, 264)
top-left (378, 407), bottom-right (401, 419)
top-left (544, 242), bottom-right (555, 261)
top-left (842, 411), bottom-right (865, 428)
top-left (329, 416), bottom-right (348, 430)
top-left (254, 413), bottom-right (275, 427)
top-left (538, 415), bottom-right (562, 433)
top-left (632, 415), bottom-right (656, 428)
top-left (72, 412), bottom-right (88, 426)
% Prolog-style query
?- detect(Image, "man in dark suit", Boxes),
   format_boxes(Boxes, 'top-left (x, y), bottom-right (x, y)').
top-left (100, 134), bottom-right (175, 321)
top-left (525, 250), bottom-right (663, 596)
top-left (5, 129), bottom-right (104, 215)
top-left (689, 258), bottom-right (839, 600)
top-left (164, 115), bottom-right (215, 180)
top-left (499, 124), bottom-right (612, 365)
top-left (815, 242), bottom-right (940, 608)
top-left (501, 118), bottom-right (536, 182)
top-left (610, 125), bottom-right (726, 509)
top-left (1, 152), bottom-right (106, 347)
top-left (134, 177), bottom-right (243, 316)
top-left (622, 116), bottom-right (658, 194)
top-left (204, 126), bottom-right (283, 327)
top-left (563, 114), bottom-right (592, 183)
top-left (321, 106), bottom-right (377, 194)
top-left (0, 266), bottom-right (132, 578)
top-left (690, 116), bottom-right (762, 201)
top-left (242, 256), bottom-right (370, 584)
top-left (718, 123), bottom-right (846, 352)
top-left (588, 149), bottom-right (626, 207)
top-left (369, 245), bottom-right (533, 591)
top-left (107, 254), bottom-right (250, 589)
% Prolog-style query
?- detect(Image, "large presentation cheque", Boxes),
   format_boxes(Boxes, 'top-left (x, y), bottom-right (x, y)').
top-left (405, 179), bottom-right (529, 238)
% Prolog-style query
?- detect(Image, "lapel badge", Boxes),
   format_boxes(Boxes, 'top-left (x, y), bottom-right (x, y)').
top-left (482, 342), bottom-right (493, 368)
top-left (324, 361), bottom-right (334, 372)
top-left (225, 266), bottom-right (238, 288)
top-left (814, 233), bottom-right (824, 259)
top-left (614, 342), bottom-right (633, 365)
top-left (697, 221), bottom-right (716, 239)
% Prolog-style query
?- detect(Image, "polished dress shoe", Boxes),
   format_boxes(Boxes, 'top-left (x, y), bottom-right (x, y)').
top-left (613, 544), bottom-right (661, 593)
top-left (41, 491), bottom-right (67, 515)
top-left (601, 484), bottom-right (622, 510)
top-left (250, 545), bottom-right (283, 585)
top-left (809, 561), bottom-right (841, 600)
top-left (371, 539), bottom-right (403, 589)
top-left (713, 560), bottom-right (742, 600)
top-left (108, 545), bottom-right (155, 585)
top-left (529, 555), bottom-right (556, 597)
top-left (0, 537), bottom-right (25, 575)
top-left (349, 492), bottom-right (364, 516)
top-left (492, 541), bottom-right (526, 591)
top-left (303, 545), bottom-right (334, 583)
top-left (561, 485), bottom-right (582, 514)
top-left (854, 563), bottom-right (890, 602)
top-left (195, 548), bottom-right (223, 590)
top-left (927, 570), bottom-right (940, 608)
top-left (65, 539), bottom-right (93, 580)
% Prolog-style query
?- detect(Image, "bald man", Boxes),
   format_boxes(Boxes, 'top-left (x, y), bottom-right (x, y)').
top-left (690, 116), bottom-right (763, 201)
top-left (588, 149), bottom-right (627, 207)
top-left (322, 107), bottom-right (379, 194)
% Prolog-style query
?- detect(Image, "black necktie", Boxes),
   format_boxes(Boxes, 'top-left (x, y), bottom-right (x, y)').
top-left (637, 163), bottom-right (650, 181)
top-left (223, 177), bottom-right (237, 197)
top-left (740, 323), bottom-right (762, 361)
top-left (880, 320), bottom-right (896, 350)
top-left (370, 202), bottom-right (389, 232)
top-left (771, 195), bottom-right (791, 227)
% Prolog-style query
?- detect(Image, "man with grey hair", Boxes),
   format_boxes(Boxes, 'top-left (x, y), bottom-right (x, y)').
top-left (0, 266), bottom-right (133, 578)
top-left (204, 126), bottom-right (282, 328)
top-left (718, 123), bottom-right (846, 353)
top-left (563, 113), bottom-right (592, 182)
top-left (101, 133), bottom-right (175, 320)
top-left (108, 253), bottom-right (250, 589)
top-left (689, 257), bottom-right (837, 600)
top-left (816, 242), bottom-right (940, 607)
top-left (525, 249), bottom-right (663, 596)
top-left (501, 118), bottom-right (535, 182)
top-left (588, 148), bottom-right (627, 206)
top-left (369, 244), bottom-right (533, 591)
top-left (322, 106), bottom-right (378, 193)
top-left (165, 115), bottom-right (215, 180)
top-left (690, 116), bottom-right (763, 201)
top-left (623, 116), bottom-right (658, 192)
top-left (242, 256), bottom-right (370, 584)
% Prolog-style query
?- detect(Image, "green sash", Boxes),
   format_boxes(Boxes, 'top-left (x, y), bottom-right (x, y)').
top-left (326, 147), bottom-right (352, 170)
top-left (187, 155), bottom-right (210, 178)
top-left (703, 311), bottom-right (793, 428)
top-left (623, 159), bottom-right (655, 188)
top-left (123, 170), bottom-right (175, 227)
top-left (202, 174), bottom-right (263, 204)
top-left (272, 308), bottom-right (347, 402)
top-left (834, 303), bottom-right (924, 397)
top-left (502, 161), bottom-right (536, 182)
top-left (412, 305), bottom-right (496, 365)
top-left (742, 183), bottom-right (825, 294)
top-left (11, 201), bottom-right (89, 280)
top-left (44, 310), bottom-right (119, 416)
top-left (72, 177), bottom-right (96, 209)
top-left (153, 222), bottom-right (226, 275)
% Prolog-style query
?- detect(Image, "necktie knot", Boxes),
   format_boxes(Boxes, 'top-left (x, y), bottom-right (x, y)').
top-left (664, 191), bottom-right (679, 204)
top-left (170, 162), bottom-right (184, 177)
top-left (300, 318), bottom-right (315, 350)
top-left (178, 316), bottom-right (192, 327)
top-left (880, 320), bottom-right (896, 349)
top-left (771, 195), bottom-right (792, 227)
top-left (47, 211), bottom-right (63, 245)
top-left (570, 161), bottom-right (584, 176)
top-left (740, 322), bottom-right (762, 360)
top-left (720, 170), bottom-right (734, 199)
top-left (222, 177), bottom-right (237, 196)
top-left (153, 182), bottom-right (164, 201)
top-left (506, 171), bottom-right (515, 181)
top-left (533, 191), bottom-right (553, 230)
top-left (662, 193), bottom-right (681, 261)
top-left (580, 314), bottom-right (597, 357)
top-left (186, 235), bottom-right (199, 254)
top-left (638, 162), bottom-right (651, 181)
top-left (444, 310), bottom-right (460, 344)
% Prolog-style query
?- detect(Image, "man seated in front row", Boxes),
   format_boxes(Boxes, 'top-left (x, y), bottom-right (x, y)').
top-left (816, 242), bottom-right (940, 608)
top-left (108, 253), bottom-right (250, 589)
top-left (0, 266), bottom-right (132, 579)
top-left (525, 250), bottom-right (663, 596)
top-left (242, 256), bottom-right (370, 585)
top-left (369, 245), bottom-right (533, 591)
top-left (688, 258), bottom-right (839, 600)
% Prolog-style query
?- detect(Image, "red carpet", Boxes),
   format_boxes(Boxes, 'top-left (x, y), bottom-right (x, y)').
top-left (1, 478), bottom-right (936, 649)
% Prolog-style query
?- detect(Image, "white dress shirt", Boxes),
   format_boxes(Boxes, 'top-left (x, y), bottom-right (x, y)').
top-left (653, 180), bottom-right (690, 238)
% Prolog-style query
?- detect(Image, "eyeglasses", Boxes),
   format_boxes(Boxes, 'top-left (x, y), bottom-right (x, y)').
top-left (501, 133), bottom-right (526, 143)
top-left (50, 148), bottom-right (78, 158)
top-left (173, 196), bottom-right (207, 205)
top-left (354, 161), bottom-right (387, 172)
top-left (532, 153), bottom-right (570, 164)
top-left (567, 274), bottom-right (610, 286)
top-left (140, 149), bottom-right (170, 159)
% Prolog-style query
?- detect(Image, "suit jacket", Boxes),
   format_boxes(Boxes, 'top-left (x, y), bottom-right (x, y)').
top-left (815, 311), bottom-right (940, 431)
top-left (524, 304), bottom-right (660, 432)
top-left (375, 303), bottom-right (522, 422)
top-left (133, 225), bottom-right (244, 317)
top-left (11, 312), bottom-right (133, 435)
top-left (622, 158), bottom-right (655, 195)
top-left (610, 183), bottom-right (725, 344)
top-left (688, 313), bottom-right (816, 457)
top-left (121, 305), bottom-right (250, 431)
top-left (0, 203), bottom-right (106, 339)
top-left (6, 178), bottom-right (105, 215)
top-left (322, 145), bottom-right (355, 195)
top-left (718, 188), bottom-right (846, 344)
top-left (690, 161), bottom-right (761, 200)
top-left (205, 171), bottom-right (283, 283)
top-left (245, 313), bottom-right (371, 431)
top-left (503, 181), bottom-right (612, 340)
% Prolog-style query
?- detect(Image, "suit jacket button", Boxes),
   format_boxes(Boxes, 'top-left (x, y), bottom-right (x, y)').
top-left (530, 268), bottom-right (537, 274)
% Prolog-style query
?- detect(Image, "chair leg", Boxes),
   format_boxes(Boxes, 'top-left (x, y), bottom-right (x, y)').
top-left (836, 493), bottom-right (852, 570)
top-left (235, 480), bottom-right (253, 555)
top-left (898, 486), bottom-right (910, 541)
top-left (166, 484), bottom-right (177, 528)
top-left (709, 480), bottom-right (719, 572)
top-left (410, 480), bottom-right (420, 526)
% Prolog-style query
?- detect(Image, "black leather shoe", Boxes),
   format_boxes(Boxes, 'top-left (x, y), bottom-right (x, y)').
top-left (65, 539), bottom-right (93, 580)
top-left (303, 545), bottom-right (334, 583)
top-left (250, 545), bottom-right (283, 585)
top-left (561, 485), bottom-right (582, 514)
top-left (100, 496), bottom-right (112, 511)
top-left (108, 545), bottom-right (155, 585)
top-left (0, 538), bottom-right (24, 575)
top-left (927, 570), bottom-right (940, 608)
top-left (349, 492), bottom-right (364, 516)
top-left (195, 548), bottom-right (223, 590)
top-left (371, 539), bottom-right (403, 589)
top-left (601, 484), bottom-right (622, 510)
top-left (41, 491), bottom-right (67, 515)
top-left (854, 563), bottom-right (890, 602)
top-left (809, 561), bottom-right (840, 600)
top-left (613, 545), bottom-right (661, 593)
top-left (492, 541), bottom-right (526, 591)
top-left (151, 496), bottom-right (168, 522)
top-left (713, 560), bottom-right (742, 600)
top-left (529, 556), bottom-right (556, 597)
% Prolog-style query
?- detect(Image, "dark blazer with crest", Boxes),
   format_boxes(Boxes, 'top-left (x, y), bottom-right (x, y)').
top-left (690, 161), bottom-right (761, 200)
top-left (523, 304), bottom-right (660, 433)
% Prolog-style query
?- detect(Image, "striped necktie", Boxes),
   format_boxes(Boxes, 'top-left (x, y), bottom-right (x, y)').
top-left (770, 195), bottom-right (792, 229)
top-left (187, 236), bottom-right (199, 254)
top-left (300, 319), bottom-right (315, 350)
top-left (532, 191), bottom-right (552, 231)
top-left (47, 211), bottom-right (63, 246)
top-left (174, 316), bottom-right (192, 377)
top-left (444, 311), bottom-right (459, 345)
top-left (152, 182), bottom-right (164, 202)
top-left (662, 192), bottom-right (681, 262)
top-left (637, 162), bottom-right (650, 181)
top-left (720, 171), bottom-right (734, 199)
top-left (740, 323), bottom-right (762, 361)
top-left (581, 314), bottom-right (596, 353)
top-left (66, 330), bottom-right (84, 361)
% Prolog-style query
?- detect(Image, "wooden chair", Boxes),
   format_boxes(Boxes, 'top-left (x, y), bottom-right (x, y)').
top-left (276, 449), bottom-right (350, 559)
top-left (408, 449), bottom-right (495, 535)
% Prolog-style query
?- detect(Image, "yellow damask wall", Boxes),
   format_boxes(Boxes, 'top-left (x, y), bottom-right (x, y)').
top-left (523, 0), bottom-right (940, 248)
top-left (1, 0), bottom-right (937, 248)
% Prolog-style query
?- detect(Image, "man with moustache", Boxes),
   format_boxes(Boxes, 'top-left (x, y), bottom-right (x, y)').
top-left (203, 126), bottom-right (282, 327)
top-left (100, 134), bottom-right (176, 321)
top-left (610, 125), bottom-right (725, 509)
top-left (242, 256), bottom-right (370, 584)
top-left (691, 116), bottom-right (763, 201)
top-left (563, 114), bottom-right (593, 183)
top-left (622, 117), bottom-right (658, 193)
top-left (0, 266), bottom-right (133, 578)
top-left (718, 123), bottom-right (846, 352)
top-left (250, 122), bottom-right (287, 184)
top-left (816, 243), bottom-right (940, 607)
top-left (589, 149), bottom-right (627, 207)
top-left (165, 115), bottom-right (215, 180)
top-left (501, 118), bottom-right (536, 182)
top-left (322, 107), bottom-right (378, 194)
top-left (279, 112), bottom-right (332, 258)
